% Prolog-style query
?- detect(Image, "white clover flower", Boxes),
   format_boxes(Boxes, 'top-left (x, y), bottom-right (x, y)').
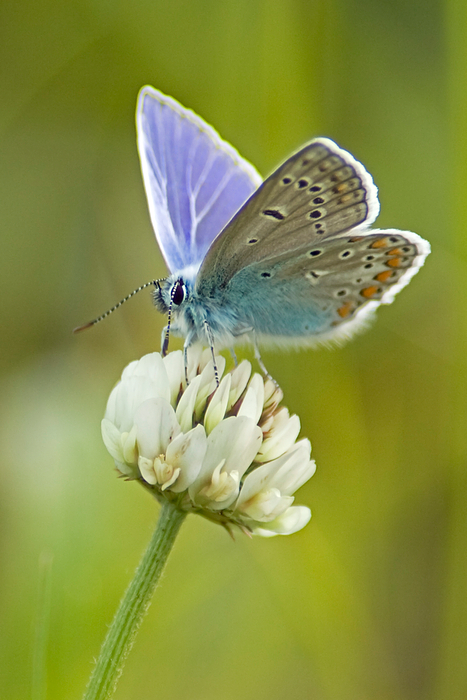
top-left (101, 348), bottom-right (315, 537)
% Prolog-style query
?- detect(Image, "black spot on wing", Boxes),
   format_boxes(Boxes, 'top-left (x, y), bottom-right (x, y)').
top-left (262, 209), bottom-right (285, 220)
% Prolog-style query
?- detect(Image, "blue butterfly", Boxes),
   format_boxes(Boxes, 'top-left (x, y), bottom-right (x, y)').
top-left (77, 86), bottom-right (430, 379)
top-left (135, 86), bottom-right (430, 373)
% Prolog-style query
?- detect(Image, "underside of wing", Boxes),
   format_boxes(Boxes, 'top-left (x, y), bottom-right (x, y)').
top-left (217, 230), bottom-right (430, 347)
top-left (137, 86), bottom-right (262, 273)
top-left (197, 138), bottom-right (380, 294)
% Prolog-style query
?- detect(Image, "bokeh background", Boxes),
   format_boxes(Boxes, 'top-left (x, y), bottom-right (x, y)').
top-left (1, 1), bottom-right (466, 698)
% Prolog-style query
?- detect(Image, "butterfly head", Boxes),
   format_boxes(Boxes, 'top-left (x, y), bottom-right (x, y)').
top-left (153, 276), bottom-right (191, 315)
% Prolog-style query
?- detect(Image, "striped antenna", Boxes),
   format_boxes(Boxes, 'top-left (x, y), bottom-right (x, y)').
top-left (73, 280), bottom-right (161, 333)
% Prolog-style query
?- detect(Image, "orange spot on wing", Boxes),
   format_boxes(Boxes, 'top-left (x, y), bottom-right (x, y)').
top-left (387, 247), bottom-right (403, 256)
top-left (387, 257), bottom-right (402, 268)
top-left (374, 270), bottom-right (393, 283)
top-left (360, 285), bottom-right (379, 298)
top-left (337, 302), bottom-right (353, 318)
top-left (370, 238), bottom-right (388, 248)
top-left (348, 236), bottom-right (364, 242)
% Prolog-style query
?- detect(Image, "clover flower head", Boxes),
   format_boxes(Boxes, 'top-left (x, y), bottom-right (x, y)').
top-left (102, 348), bottom-right (315, 536)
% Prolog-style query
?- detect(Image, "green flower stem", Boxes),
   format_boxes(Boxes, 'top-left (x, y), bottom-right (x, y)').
top-left (83, 500), bottom-right (187, 700)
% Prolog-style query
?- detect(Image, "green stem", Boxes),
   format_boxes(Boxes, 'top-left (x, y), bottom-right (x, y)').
top-left (83, 500), bottom-right (187, 700)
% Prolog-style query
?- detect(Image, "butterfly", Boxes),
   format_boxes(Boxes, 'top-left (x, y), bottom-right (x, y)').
top-left (135, 86), bottom-right (430, 374)
top-left (77, 86), bottom-right (430, 379)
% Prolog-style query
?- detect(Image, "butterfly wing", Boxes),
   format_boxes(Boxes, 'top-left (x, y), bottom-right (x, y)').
top-left (210, 229), bottom-right (430, 345)
top-left (137, 86), bottom-right (262, 274)
top-left (196, 139), bottom-right (430, 344)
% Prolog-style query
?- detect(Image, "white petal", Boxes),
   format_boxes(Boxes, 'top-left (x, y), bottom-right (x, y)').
top-left (114, 460), bottom-right (135, 478)
top-left (235, 440), bottom-right (314, 514)
top-left (194, 357), bottom-right (226, 421)
top-left (260, 414), bottom-right (274, 433)
top-left (270, 442), bottom-right (316, 495)
top-left (257, 406), bottom-right (288, 441)
top-left (152, 456), bottom-right (180, 490)
top-left (238, 487), bottom-right (294, 521)
top-left (104, 380), bottom-right (119, 424)
top-left (266, 406), bottom-right (289, 430)
top-left (260, 381), bottom-right (284, 430)
top-left (262, 379), bottom-right (283, 412)
top-left (189, 416), bottom-right (262, 510)
top-left (162, 351), bottom-right (185, 405)
top-left (235, 461), bottom-right (275, 510)
top-left (197, 461), bottom-right (240, 504)
top-left (122, 352), bottom-right (171, 402)
top-left (251, 506), bottom-right (312, 537)
top-left (204, 374), bottom-right (231, 433)
top-left (138, 456), bottom-right (157, 484)
top-left (227, 360), bottom-right (252, 411)
top-left (101, 420), bottom-right (139, 477)
top-left (256, 413), bottom-right (301, 462)
top-left (204, 416), bottom-right (262, 481)
top-left (197, 347), bottom-right (216, 374)
top-left (119, 358), bottom-right (139, 380)
top-left (121, 424), bottom-right (138, 464)
top-left (160, 467), bottom-right (181, 490)
top-left (175, 374), bottom-right (202, 433)
top-left (101, 419), bottom-right (125, 463)
top-left (165, 424), bottom-right (207, 492)
top-left (105, 376), bottom-right (164, 433)
top-left (134, 398), bottom-right (180, 459)
top-left (186, 344), bottom-right (205, 382)
top-left (237, 373), bottom-right (264, 424)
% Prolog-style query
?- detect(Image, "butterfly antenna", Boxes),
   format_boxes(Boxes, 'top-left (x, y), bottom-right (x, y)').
top-left (73, 280), bottom-right (161, 333)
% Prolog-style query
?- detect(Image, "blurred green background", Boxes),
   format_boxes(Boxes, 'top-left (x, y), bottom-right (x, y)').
top-left (1, 0), bottom-right (466, 698)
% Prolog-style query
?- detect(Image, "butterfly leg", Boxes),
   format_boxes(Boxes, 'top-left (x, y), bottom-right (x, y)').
top-left (161, 325), bottom-right (169, 356)
top-left (229, 347), bottom-right (238, 367)
top-left (253, 337), bottom-right (279, 387)
top-left (183, 344), bottom-right (190, 386)
top-left (203, 320), bottom-right (220, 386)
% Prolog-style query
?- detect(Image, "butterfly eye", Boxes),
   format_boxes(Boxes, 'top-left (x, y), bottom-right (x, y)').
top-left (172, 280), bottom-right (186, 306)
